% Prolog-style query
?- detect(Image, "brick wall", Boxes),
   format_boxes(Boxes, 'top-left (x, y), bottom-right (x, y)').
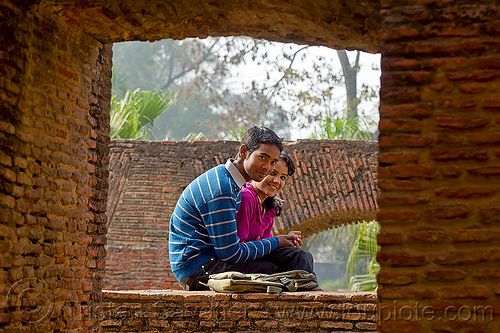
top-left (0, 1), bottom-right (110, 332)
top-left (3, 0), bottom-right (500, 332)
top-left (378, 0), bottom-right (499, 332)
top-left (101, 290), bottom-right (377, 333)
top-left (105, 139), bottom-right (378, 291)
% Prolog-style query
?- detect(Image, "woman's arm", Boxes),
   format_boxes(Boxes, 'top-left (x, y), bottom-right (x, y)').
top-left (235, 189), bottom-right (256, 243)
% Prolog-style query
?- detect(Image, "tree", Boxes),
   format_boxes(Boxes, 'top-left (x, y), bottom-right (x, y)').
top-left (110, 89), bottom-right (175, 140)
top-left (112, 38), bottom-right (380, 140)
top-left (112, 38), bottom-right (291, 140)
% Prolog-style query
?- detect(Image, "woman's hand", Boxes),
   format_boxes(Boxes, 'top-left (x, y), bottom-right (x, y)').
top-left (287, 231), bottom-right (302, 247)
top-left (277, 234), bottom-right (299, 247)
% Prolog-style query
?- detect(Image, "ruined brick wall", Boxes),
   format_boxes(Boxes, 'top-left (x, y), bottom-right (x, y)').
top-left (378, 0), bottom-right (499, 332)
top-left (101, 290), bottom-right (377, 332)
top-left (105, 139), bottom-right (378, 291)
top-left (1, 1), bottom-right (110, 332)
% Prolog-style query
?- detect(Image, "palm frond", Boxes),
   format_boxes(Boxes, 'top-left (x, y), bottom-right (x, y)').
top-left (110, 89), bottom-right (176, 140)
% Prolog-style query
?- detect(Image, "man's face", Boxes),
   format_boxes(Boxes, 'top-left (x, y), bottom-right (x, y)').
top-left (241, 143), bottom-right (281, 182)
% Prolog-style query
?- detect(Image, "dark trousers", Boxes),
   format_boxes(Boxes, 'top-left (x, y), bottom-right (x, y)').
top-left (183, 247), bottom-right (314, 291)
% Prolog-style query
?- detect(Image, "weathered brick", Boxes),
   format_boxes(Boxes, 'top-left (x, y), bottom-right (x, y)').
top-left (377, 232), bottom-right (405, 245)
top-left (479, 207), bottom-right (500, 225)
top-left (431, 149), bottom-right (488, 161)
top-left (378, 194), bottom-right (429, 206)
top-left (379, 164), bottom-right (436, 179)
top-left (424, 268), bottom-right (466, 281)
top-left (425, 205), bottom-right (468, 219)
top-left (379, 152), bottom-right (420, 164)
top-left (435, 249), bottom-right (490, 265)
top-left (379, 135), bottom-right (434, 148)
top-left (408, 229), bottom-right (447, 243)
top-left (377, 209), bottom-right (421, 223)
top-left (378, 179), bottom-right (423, 191)
top-left (435, 186), bottom-right (495, 199)
top-left (435, 116), bottom-right (489, 129)
top-left (379, 102), bottom-right (433, 119)
top-left (468, 132), bottom-right (500, 145)
top-left (468, 165), bottom-right (500, 177)
top-left (441, 165), bottom-right (460, 178)
top-left (377, 271), bottom-right (417, 285)
top-left (377, 251), bottom-right (428, 267)
top-left (452, 229), bottom-right (496, 243)
top-left (428, 57), bottom-right (469, 70)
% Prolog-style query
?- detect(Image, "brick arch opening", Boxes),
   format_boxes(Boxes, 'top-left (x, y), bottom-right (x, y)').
top-left (2, 1), bottom-right (499, 332)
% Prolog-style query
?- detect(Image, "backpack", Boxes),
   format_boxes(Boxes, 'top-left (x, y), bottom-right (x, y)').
top-left (206, 270), bottom-right (320, 294)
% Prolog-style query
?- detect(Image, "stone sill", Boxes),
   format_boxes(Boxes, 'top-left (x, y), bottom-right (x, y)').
top-left (103, 289), bottom-right (377, 301)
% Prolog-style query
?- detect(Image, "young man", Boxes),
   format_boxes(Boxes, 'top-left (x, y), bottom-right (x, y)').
top-left (169, 126), bottom-right (303, 291)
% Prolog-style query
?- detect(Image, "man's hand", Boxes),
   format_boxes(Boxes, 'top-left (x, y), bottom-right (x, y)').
top-left (287, 231), bottom-right (302, 247)
top-left (277, 234), bottom-right (299, 247)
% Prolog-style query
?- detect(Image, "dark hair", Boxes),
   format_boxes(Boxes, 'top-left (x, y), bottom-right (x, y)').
top-left (262, 152), bottom-right (295, 215)
top-left (240, 126), bottom-right (284, 156)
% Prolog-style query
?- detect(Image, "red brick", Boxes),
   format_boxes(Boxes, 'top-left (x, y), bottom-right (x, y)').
top-left (380, 87), bottom-right (420, 104)
top-left (381, 59), bottom-right (421, 71)
top-left (377, 271), bottom-right (417, 285)
top-left (424, 23), bottom-right (480, 38)
top-left (379, 119), bottom-right (422, 133)
top-left (448, 70), bottom-right (499, 81)
top-left (424, 268), bottom-right (466, 281)
top-left (378, 287), bottom-right (435, 300)
top-left (452, 229), bottom-right (496, 243)
top-left (377, 251), bottom-right (428, 267)
top-left (383, 71), bottom-right (431, 86)
top-left (377, 232), bottom-right (405, 245)
top-left (459, 82), bottom-right (488, 94)
top-left (474, 56), bottom-right (500, 69)
top-left (428, 57), bottom-right (469, 70)
top-left (425, 205), bottom-right (468, 219)
top-left (437, 99), bottom-right (476, 109)
top-left (435, 116), bottom-right (488, 129)
top-left (435, 249), bottom-right (490, 265)
top-left (379, 135), bottom-right (433, 148)
top-left (379, 164), bottom-right (436, 179)
top-left (379, 102), bottom-right (433, 119)
top-left (435, 186), bottom-right (495, 199)
top-left (378, 194), bottom-right (429, 206)
top-left (441, 165), bottom-right (460, 178)
top-left (468, 132), bottom-right (500, 145)
top-left (468, 166), bottom-right (500, 177)
top-left (377, 209), bottom-right (421, 223)
top-left (381, 27), bottom-right (420, 41)
top-left (479, 207), bottom-right (500, 225)
top-left (378, 179), bottom-right (423, 191)
top-left (408, 229), bottom-right (447, 243)
top-left (437, 133), bottom-right (466, 145)
top-left (483, 97), bottom-right (500, 109)
top-left (431, 149), bottom-right (488, 161)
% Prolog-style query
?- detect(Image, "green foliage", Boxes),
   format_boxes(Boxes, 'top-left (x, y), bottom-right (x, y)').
top-left (346, 221), bottom-right (380, 291)
top-left (311, 112), bottom-right (374, 140)
top-left (110, 89), bottom-right (175, 140)
top-left (320, 277), bottom-right (348, 291)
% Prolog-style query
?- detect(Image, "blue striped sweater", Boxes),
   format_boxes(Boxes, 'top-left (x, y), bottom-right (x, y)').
top-left (169, 163), bottom-right (280, 281)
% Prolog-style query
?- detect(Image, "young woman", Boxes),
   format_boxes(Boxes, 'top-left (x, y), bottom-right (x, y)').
top-left (236, 152), bottom-right (302, 247)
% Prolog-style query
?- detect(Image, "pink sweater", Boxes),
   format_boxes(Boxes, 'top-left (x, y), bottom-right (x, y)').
top-left (235, 183), bottom-right (277, 242)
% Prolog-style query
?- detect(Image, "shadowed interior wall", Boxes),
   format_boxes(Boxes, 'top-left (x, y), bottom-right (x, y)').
top-left (377, 1), bottom-right (499, 332)
top-left (1, 0), bottom-right (499, 332)
top-left (105, 139), bottom-right (378, 290)
top-left (1, 2), bottom-right (111, 332)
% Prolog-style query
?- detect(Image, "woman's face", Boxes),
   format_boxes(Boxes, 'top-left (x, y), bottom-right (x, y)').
top-left (253, 158), bottom-right (289, 200)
